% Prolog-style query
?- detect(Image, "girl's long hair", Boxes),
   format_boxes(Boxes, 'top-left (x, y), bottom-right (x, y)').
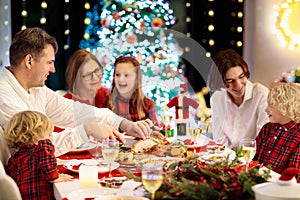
top-left (109, 56), bottom-right (146, 120)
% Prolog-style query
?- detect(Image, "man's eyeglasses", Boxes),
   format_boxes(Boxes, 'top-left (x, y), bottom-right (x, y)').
top-left (82, 68), bottom-right (102, 81)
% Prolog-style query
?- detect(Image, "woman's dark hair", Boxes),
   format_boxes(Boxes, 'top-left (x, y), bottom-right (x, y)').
top-left (213, 49), bottom-right (250, 83)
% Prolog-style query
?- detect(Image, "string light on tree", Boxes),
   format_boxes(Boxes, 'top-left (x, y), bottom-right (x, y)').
top-left (80, 0), bottom-right (185, 114)
top-left (40, 1), bottom-right (47, 25)
top-left (0, 0), bottom-right (11, 66)
top-left (63, 0), bottom-right (70, 50)
top-left (185, 1), bottom-right (191, 38)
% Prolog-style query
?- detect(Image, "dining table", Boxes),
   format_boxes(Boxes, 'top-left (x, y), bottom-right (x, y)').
top-left (53, 133), bottom-right (280, 200)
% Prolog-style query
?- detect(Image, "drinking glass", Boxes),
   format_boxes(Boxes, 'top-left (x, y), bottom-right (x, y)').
top-left (142, 163), bottom-right (163, 200)
top-left (101, 140), bottom-right (119, 178)
top-left (187, 121), bottom-right (203, 153)
top-left (239, 139), bottom-right (256, 172)
top-left (89, 140), bottom-right (102, 164)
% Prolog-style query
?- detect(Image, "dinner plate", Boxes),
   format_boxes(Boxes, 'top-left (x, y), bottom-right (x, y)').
top-left (67, 189), bottom-right (149, 200)
top-left (64, 159), bottom-right (120, 173)
top-left (68, 142), bottom-right (97, 153)
top-left (200, 150), bottom-right (236, 163)
top-left (66, 188), bottom-right (116, 200)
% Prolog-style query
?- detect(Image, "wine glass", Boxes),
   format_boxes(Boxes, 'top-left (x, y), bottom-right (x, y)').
top-left (101, 140), bottom-right (119, 178)
top-left (88, 140), bottom-right (102, 164)
top-left (239, 139), bottom-right (256, 172)
top-left (142, 163), bottom-right (163, 200)
top-left (187, 121), bottom-right (203, 153)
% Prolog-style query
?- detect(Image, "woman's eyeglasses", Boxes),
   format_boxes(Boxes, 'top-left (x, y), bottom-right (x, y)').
top-left (82, 68), bottom-right (102, 81)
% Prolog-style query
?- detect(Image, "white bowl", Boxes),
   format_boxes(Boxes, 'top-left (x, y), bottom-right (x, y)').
top-left (252, 178), bottom-right (300, 200)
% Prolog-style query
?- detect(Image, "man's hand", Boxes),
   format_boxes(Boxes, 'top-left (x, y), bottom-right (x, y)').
top-left (119, 119), bottom-right (153, 139)
top-left (83, 123), bottom-right (125, 144)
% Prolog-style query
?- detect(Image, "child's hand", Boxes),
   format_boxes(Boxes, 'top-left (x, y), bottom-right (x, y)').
top-left (52, 173), bottom-right (74, 183)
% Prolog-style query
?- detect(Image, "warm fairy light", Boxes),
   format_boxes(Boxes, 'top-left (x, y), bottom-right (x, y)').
top-left (21, 10), bottom-right (27, 17)
top-left (208, 25), bottom-right (214, 31)
top-left (84, 18), bottom-right (90, 25)
top-left (237, 26), bottom-right (243, 32)
top-left (40, 17), bottom-right (46, 24)
top-left (64, 44), bottom-right (69, 50)
top-left (40, 1), bottom-right (47, 25)
top-left (64, 0), bottom-right (70, 50)
top-left (186, 2), bottom-right (191, 7)
top-left (84, 2), bottom-right (90, 10)
top-left (205, 52), bottom-right (211, 57)
top-left (237, 11), bottom-right (243, 18)
top-left (185, 46), bottom-right (190, 52)
top-left (21, 0), bottom-right (27, 29)
top-left (208, 39), bottom-right (215, 46)
top-left (64, 29), bottom-right (70, 35)
top-left (1, 1), bottom-right (11, 63)
top-left (208, 10), bottom-right (214, 16)
top-left (273, 0), bottom-right (300, 50)
top-left (83, 33), bottom-right (90, 39)
top-left (186, 17), bottom-right (191, 22)
top-left (41, 2), bottom-right (47, 9)
top-left (236, 41), bottom-right (242, 47)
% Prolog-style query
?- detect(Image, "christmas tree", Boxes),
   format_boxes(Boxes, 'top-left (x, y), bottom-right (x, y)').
top-left (80, 0), bottom-right (185, 115)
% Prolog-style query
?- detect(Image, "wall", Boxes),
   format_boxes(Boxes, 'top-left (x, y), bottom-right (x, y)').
top-left (0, 0), bottom-right (11, 70)
top-left (244, 0), bottom-right (300, 87)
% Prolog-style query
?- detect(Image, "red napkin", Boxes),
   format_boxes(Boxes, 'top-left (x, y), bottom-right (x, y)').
top-left (57, 151), bottom-right (93, 160)
top-left (234, 161), bottom-right (261, 172)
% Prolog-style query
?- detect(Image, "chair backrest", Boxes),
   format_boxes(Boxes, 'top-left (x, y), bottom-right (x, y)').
top-left (0, 161), bottom-right (22, 200)
top-left (0, 126), bottom-right (11, 166)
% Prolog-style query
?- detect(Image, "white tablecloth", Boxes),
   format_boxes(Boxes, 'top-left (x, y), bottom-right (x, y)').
top-left (54, 179), bottom-right (142, 200)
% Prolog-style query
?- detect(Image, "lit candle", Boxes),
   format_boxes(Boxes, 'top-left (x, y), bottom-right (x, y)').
top-left (79, 165), bottom-right (98, 189)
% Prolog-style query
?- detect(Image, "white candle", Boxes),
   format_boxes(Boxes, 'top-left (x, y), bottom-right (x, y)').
top-left (79, 165), bottom-right (98, 189)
